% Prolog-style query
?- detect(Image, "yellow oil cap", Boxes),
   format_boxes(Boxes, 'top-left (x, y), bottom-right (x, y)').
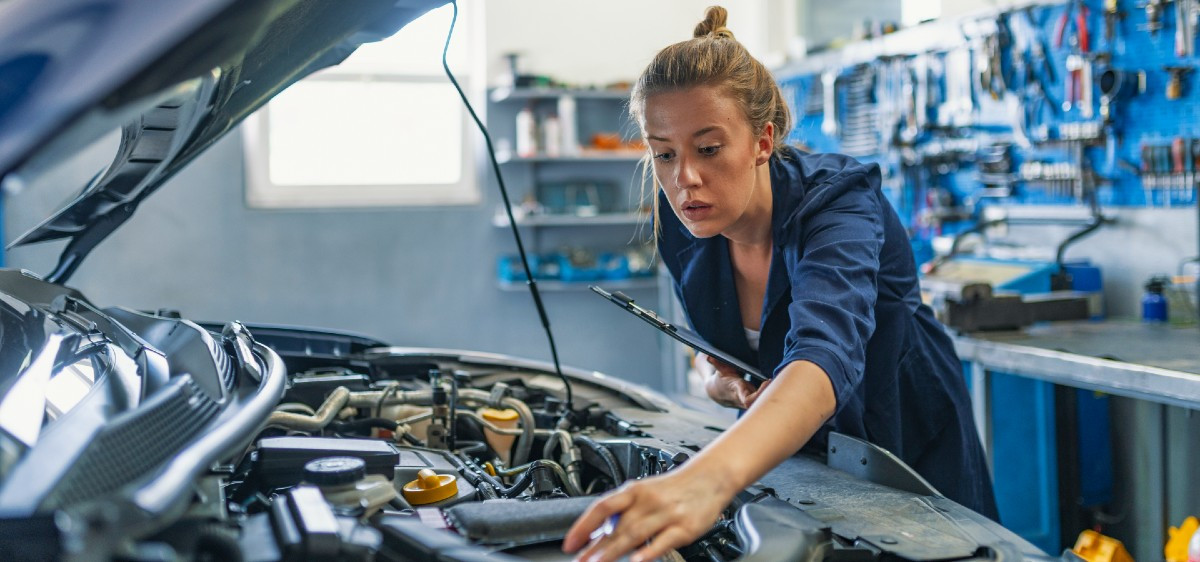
top-left (480, 407), bottom-right (519, 422)
top-left (402, 469), bottom-right (458, 505)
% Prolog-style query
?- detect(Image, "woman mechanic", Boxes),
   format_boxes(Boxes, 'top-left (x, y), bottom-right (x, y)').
top-left (563, 6), bottom-right (997, 562)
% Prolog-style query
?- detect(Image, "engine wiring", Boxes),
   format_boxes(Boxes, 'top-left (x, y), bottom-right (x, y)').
top-left (439, 0), bottom-right (576, 419)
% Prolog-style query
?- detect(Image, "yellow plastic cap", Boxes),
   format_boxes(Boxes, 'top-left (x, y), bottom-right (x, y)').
top-left (480, 407), bottom-right (519, 423)
top-left (402, 468), bottom-right (458, 505)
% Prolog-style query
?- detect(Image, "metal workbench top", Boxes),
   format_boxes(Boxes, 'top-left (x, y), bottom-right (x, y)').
top-left (952, 321), bottom-right (1200, 409)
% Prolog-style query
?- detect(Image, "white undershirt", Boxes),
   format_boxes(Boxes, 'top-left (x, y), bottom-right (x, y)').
top-left (743, 327), bottom-right (761, 352)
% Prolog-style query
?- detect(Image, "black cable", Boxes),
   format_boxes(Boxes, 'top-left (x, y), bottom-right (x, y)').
top-left (440, 0), bottom-right (575, 417)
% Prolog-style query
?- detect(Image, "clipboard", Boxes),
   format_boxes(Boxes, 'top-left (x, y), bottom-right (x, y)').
top-left (590, 285), bottom-right (768, 384)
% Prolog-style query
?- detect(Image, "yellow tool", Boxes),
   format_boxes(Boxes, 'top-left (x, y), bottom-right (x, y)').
top-left (401, 468), bottom-right (458, 505)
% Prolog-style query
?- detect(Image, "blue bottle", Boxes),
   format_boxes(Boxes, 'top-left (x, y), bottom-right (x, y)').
top-left (1142, 277), bottom-right (1168, 323)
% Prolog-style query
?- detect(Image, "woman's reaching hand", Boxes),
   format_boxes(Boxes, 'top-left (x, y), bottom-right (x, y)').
top-left (561, 461), bottom-right (736, 562)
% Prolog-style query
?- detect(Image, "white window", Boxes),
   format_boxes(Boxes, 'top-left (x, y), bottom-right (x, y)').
top-left (901, 0), bottom-right (941, 27)
top-left (244, 2), bottom-right (481, 208)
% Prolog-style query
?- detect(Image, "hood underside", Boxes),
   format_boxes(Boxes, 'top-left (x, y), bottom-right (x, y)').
top-left (0, 0), bottom-right (447, 281)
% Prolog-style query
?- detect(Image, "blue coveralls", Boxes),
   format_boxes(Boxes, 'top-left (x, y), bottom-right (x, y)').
top-left (658, 146), bottom-right (999, 520)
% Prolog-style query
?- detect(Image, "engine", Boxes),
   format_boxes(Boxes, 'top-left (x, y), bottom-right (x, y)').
top-left (158, 328), bottom-right (750, 562)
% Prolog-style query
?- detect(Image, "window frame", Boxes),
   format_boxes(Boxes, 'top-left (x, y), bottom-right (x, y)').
top-left (242, 4), bottom-right (483, 209)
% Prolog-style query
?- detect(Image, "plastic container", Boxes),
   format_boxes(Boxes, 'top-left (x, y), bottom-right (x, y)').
top-left (1143, 276), bottom-right (1169, 323)
top-left (479, 407), bottom-right (519, 465)
top-left (320, 474), bottom-right (395, 517)
top-left (557, 95), bottom-right (579, 156)
top-left (515, 106), bottom-right (537, 157)
top-left (542, 114), bottom-right (561, 157)
top-left (303, 457), bottom-right (397, 518)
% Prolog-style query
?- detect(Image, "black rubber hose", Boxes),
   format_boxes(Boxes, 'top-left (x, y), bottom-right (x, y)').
top-left (329, 417), bottom-right (398, 434)
top-left (573, 435), bottom-right (624, 484)
top-left (455, 440), bottom-right (488, 457)
top-left (1054, 215), bottom-right (1110, 270)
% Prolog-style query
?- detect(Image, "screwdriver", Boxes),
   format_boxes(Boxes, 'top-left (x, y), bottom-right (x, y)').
top-left (1192, 137), bottom-right (1200, 172)
top-left (1173, 137), bottom-right (1186, 174)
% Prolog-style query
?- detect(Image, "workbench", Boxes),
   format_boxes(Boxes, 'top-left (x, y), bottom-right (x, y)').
top-left (953, 320), bottom-right (1200, 414)
top-left (953, 320), bottom-right (1200, 558)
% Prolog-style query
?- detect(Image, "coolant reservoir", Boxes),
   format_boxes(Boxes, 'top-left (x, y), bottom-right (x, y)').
top-left (303, 456), bottom-right (396, 517)
top-left (479, 407), bottom-right (519, 465)
top-left (381, 404), bottom-right (433, 441)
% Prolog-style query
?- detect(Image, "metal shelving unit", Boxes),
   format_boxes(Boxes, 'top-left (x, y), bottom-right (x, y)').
top-left (489, 86), bottom-right (654, 298)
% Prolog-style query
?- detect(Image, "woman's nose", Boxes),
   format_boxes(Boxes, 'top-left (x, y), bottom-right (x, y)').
top-left (675, 156), bottom-right (701, 190)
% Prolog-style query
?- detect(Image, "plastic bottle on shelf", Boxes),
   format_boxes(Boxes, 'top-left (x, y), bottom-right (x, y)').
top-left (543, 114), bottom-right (561, 157)
top-left (515, 105), bottom-right (537, 157)
top-left (1143, 276), bottom-right (1169, 323)
top-left (557, 95), bottom-right (580, 156)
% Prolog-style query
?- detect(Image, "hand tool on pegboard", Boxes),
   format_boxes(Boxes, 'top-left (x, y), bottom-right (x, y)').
top-left (1176, 0), bottom-right (1195, 57)
top-left (943, 47), bottom-right (975, 127)
top-left (1191, 0), bottom-right (1200, 53)
top-left (1056, 0), bottom-right (1092, 116)
top-left (1164, 65), bottom-right (1193, 99)
top-left (1104, 0), bottom-right (1125, 43)
top-left (977, 22), bottom-right (1010, 101)
top-left (820, 69), bottom-right (840, 137)
top-left (899, 61), bottom-right (920, 144)
top-left (1140, 0), bottom-right (1167, 36)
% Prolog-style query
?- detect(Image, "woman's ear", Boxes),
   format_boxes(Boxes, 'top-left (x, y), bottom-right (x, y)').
top-left (755, 122), bottom-right (774, 166)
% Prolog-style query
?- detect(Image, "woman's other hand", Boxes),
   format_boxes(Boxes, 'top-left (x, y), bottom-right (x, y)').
top-left (702, 354), bottom-right (770, 409)
top-left (561, 462), bottom-right (735, 562)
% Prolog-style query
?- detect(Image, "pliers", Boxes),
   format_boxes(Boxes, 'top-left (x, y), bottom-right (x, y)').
top-left (1054, 0), bottom-right (1091, 112)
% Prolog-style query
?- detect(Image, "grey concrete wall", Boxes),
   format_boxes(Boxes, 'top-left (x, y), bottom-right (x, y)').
top-left (4, 131), bottom-right (665, 388)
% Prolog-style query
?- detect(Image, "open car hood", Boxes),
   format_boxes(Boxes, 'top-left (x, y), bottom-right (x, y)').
top-left (0, 0), bottom-right (447, 282)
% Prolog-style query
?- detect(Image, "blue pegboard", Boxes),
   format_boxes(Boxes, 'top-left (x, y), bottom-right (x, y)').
top-left (779, 0), bottom-right (1200, 226)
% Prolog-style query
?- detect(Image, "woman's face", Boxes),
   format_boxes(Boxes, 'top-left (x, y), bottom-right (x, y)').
top-left (643, 85), bottom-right (773, 240)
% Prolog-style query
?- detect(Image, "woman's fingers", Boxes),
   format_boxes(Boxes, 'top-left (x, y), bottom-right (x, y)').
top-left (706, 355), bottom-right (740, 377)
top-left (562, 489), bottom-right (634, 552)
top-left (742, 379), bottom-right (772, 408)
top-left (576, 508), bottom-right (671, 562)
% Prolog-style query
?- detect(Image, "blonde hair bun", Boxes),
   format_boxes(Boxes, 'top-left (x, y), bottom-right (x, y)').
top-left (693, 6), bottom-right (734, 39)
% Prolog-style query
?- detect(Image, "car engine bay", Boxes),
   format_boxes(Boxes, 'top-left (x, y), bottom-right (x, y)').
top-left (0, 269), bottom-right (1058, 561)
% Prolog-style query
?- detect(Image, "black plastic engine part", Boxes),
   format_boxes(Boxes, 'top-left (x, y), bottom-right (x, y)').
top-left (254, 437), bottom-right (398, 489)
top-left (444, 496), bottom-right (594, 547)
top-left (377, 516), bottom-right (519, 562)
top-left (272, 487), bottom-right (340, 561)
top-left (733, 496), bottom-right (831, 561)
top-left (267, 486), bottom-right (380, 562)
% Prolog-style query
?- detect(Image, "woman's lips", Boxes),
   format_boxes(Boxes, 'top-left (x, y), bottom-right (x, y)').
top-left (681, 200), bottom-right (712, 221)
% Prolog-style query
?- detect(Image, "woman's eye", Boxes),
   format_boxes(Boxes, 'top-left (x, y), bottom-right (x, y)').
top-left (699, 145), bottom-right (722, 156)
top-left (654, 152), bottom-right (674, 162)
